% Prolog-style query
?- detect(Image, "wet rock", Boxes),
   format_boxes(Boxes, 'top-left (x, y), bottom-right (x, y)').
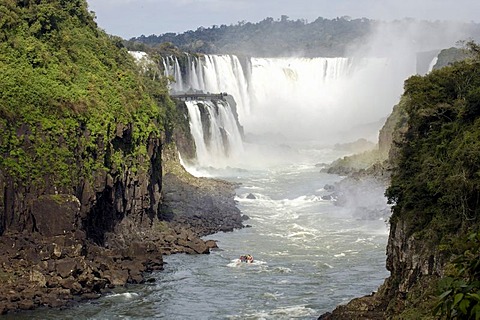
top-left (106, 269), bottom-right (129, 286)
top-left (324, 184), bottom-right (335, 191)
top-left (189, 239), bottom-right (209, 254)
top-left (246, 193), bottom-right (256, 199)
top-left (17, 299), bottom-right (35, 311)
top-left (205, 240), bottom-right (218, 249)
top-left (318, 293), bottom-right (386, 319)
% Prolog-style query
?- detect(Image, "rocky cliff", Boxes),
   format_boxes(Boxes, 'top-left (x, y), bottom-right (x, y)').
top-left (0, 0), bottom-right (243, 314)
top-left (320, 43), bottom-right (480, 319)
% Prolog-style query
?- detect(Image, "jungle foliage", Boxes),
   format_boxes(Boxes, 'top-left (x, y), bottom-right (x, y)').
top-left (128, 17), bottom-right (480, 58)
top-left (0, 0), bottom-right (173, 189)
top-left (128, 16), bottom-right (374, 57)
top-left (386, 41), bottom-right (480, 239)
top-left (434, 232), bottom-right (480, 319)
top-left (385, 41), bottom-right (480, 318)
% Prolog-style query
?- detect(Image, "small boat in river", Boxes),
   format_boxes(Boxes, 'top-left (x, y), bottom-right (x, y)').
top-left (239, 254), bottom-right (254, 263)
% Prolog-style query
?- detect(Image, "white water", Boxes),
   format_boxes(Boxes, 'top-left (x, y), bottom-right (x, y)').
top-left (156, 54), bottom-right (394, 318)
top-left (164, 54), bottom-right (406, 143)
top-left (16, 54), bottom-right (395, 319)
top-left (185, 99), bottom-right (244, 167)
top-left (19, 150), bottom-right (390, 320)
top-left (428, 56), bottom-right (439, 72)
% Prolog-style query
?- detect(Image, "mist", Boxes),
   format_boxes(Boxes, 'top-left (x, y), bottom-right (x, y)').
top-left (242, 18), bottom-right (479, 145)
top-left (162, 17), bottom-right (480, 171)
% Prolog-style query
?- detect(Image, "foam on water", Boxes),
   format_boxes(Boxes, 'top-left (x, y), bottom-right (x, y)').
top-left (20, 145), bottom-right (390, 320)
top-left (105, 292), bottom-right (139, 300)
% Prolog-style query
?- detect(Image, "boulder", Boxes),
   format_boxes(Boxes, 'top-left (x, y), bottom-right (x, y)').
top-left (324, 184), bottom-right (335, 192)
top-left (31, 195), bottom-right (81, 237)
top-left (55, 258), bottom-right (78, 278)
top-left (205, 240), bottom-right (218, 249)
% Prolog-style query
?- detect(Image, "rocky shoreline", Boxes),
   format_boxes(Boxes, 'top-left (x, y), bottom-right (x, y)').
top-left (0, 167), bottom-right (244, 315)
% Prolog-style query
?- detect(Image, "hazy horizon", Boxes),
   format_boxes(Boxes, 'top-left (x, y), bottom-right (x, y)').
top-left (86, 0), bottom-right (480, 39)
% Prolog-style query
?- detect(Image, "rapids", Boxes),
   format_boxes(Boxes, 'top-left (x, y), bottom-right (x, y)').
top-left (16, 147), bottom-right (390, 319)
top-left (15, 53), bottom-right (398, 319)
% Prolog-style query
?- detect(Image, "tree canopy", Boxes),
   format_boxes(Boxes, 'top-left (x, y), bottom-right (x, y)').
top-left (0, 0), bottom-right (172, 189)
top-left (387, 41), bottom-right (480, 241)
top-left (127, 17), bottom-right (480, 58)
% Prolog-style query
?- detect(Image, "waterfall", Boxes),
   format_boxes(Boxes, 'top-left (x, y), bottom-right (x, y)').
top-left (185, 99), bottom-right (244, 168)
top-left (428, 56), bottom-right (439, 73)
top-left (163, 56), bottom-right (184, 92)
top-left (164, 54), bottom-right (403, 144)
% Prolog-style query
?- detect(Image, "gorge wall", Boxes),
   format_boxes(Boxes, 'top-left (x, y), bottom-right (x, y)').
top-left (321, 44), bottom-right (480, 319)
top-left (0, 1), bottom-right (243, 314)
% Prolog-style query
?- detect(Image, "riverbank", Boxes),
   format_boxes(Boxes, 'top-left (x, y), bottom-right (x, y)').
top-left (0, 164), bottom-right (244, 315)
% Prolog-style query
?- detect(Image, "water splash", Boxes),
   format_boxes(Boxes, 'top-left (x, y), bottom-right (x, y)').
top-left (185, 99), bottom-right (244, 167)
top-left (164, 54), bottom-right (400, 145)
top-left (428, 56), bottom-right (439, 72)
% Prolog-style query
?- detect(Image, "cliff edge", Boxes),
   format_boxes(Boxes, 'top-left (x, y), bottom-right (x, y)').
top-left (320, 43), bottom-right (480, 319)
top-left (0, 1), bottom-right (243, 314)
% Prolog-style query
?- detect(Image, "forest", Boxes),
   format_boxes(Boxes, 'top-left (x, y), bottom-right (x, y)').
top-left (128, 16), bottom-right (480, 57)
top-left (385, 42), bottom-right (480, 318)
top-left (0, 0), bottom-right (173, 194)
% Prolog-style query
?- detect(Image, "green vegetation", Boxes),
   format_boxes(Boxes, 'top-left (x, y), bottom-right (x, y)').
top-left (128, 16), bottom-right (374, 57)
top-left (435, 232), bottom-right (480, 319)
top-left (0, 0), bottom-right (174, 190)
top-left (386, 41), bottom-right (480, 238)
top-left (128, 18), bottom-right (480, 58)
top-left (324, 148), bottom-right (383, 176)
top-left (385, 41), bottom-right (480, 317)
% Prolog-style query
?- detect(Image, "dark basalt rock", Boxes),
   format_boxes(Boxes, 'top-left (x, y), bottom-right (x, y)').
top-left (31, 195), bottom-right (82, 237)
top-left (0, 138), bottom-right (244, 315)
top-left (161, 172), bottom-right (244, 237)
top-left (318, 293), bottom-right (386, 319)
top-left (324, 184), bottom-right (335, 192)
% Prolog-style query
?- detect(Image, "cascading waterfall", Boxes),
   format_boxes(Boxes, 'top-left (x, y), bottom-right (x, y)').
top-left (164, 54), bottom-right (405, 147)
top-left (185, 99), bottom-right (244, 168)
top-left (428, 56), bottom-right (439, 73)
top-left (163, 56), bottom-right (184, 92)
top-left (31, 53), bottom-right (397, 320)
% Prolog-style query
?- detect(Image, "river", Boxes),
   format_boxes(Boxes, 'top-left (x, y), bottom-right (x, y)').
top-left (17, 145), bottom-right (390, 319)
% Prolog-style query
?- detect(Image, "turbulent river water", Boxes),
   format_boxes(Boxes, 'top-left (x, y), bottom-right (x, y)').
top-left (18, 145), bottom-right (390, 320)
top-left (15, 53), bottom-right (395, 319)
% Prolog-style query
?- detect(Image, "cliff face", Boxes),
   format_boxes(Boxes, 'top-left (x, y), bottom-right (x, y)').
top-left (321, 44), bottom-right (480, 319)
top-left (0, 119), bottom-right (169, 313)
top-left (0, 0), bottom-right (244, 314)
top-left (0, 122), bottom-right (162, 242)
top-left (377, 99), bottom-right (408, 165)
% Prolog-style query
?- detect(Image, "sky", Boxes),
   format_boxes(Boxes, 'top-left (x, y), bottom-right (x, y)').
top-left (86, 0), bottom-right (480, 39)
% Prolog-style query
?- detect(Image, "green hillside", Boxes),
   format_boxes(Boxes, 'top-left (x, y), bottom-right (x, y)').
top-left (0, 0), bottom-right (172, 193)
top-left (384, 41), bottom-right (480, 318)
